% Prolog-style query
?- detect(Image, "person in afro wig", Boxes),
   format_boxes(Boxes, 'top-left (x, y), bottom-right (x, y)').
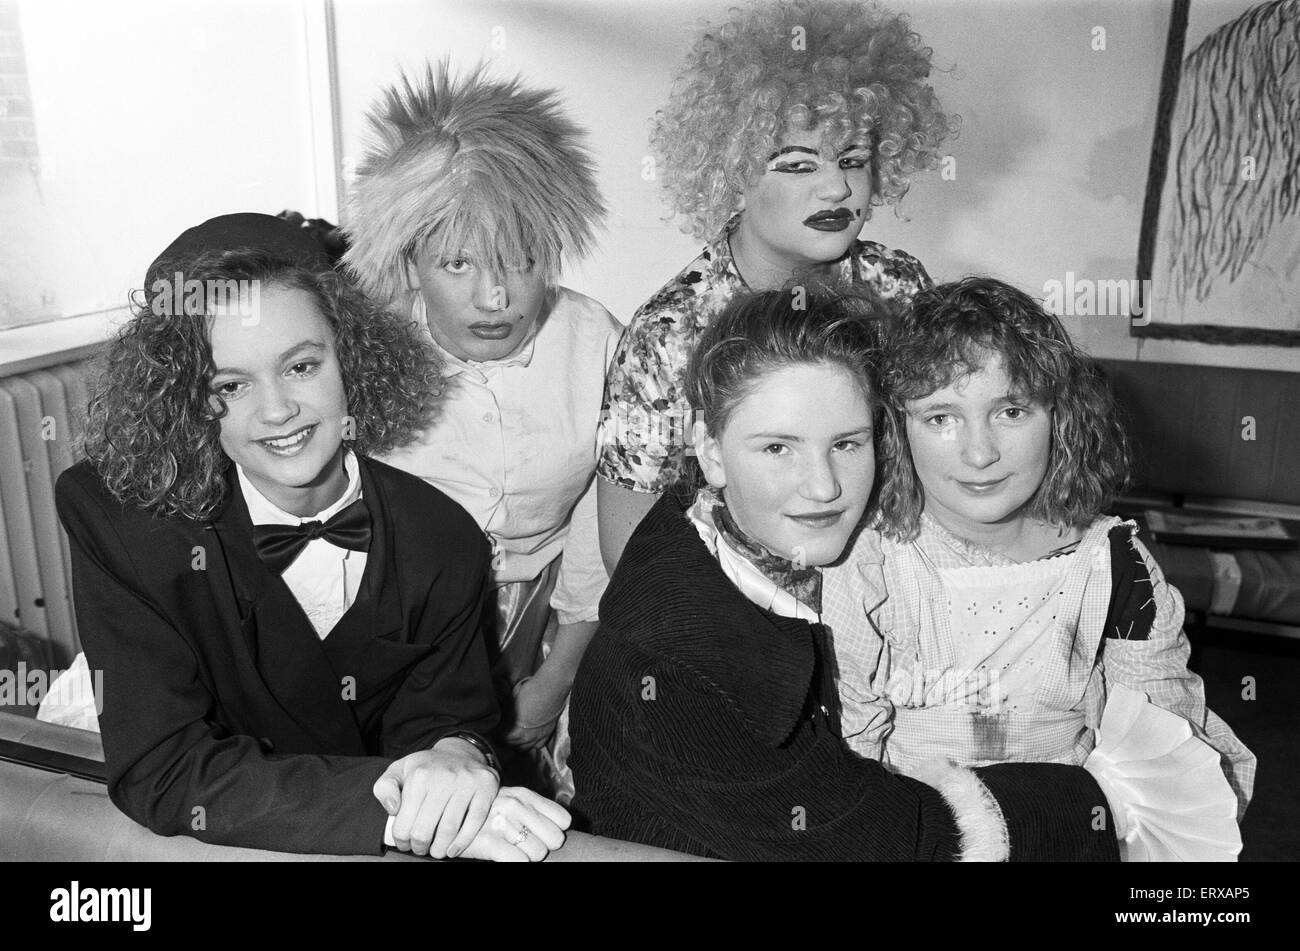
top-left (595, 0), bottom-right (957, 570)
top-left (343, 60), bottom-right (623, 801)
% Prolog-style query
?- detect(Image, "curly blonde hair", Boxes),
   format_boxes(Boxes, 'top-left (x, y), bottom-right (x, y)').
top-left (653, 0), bottom-right (956, 239)
top-left (83, 249), bottom-right (442, 521)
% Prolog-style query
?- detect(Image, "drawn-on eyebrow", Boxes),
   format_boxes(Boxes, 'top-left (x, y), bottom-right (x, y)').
top-left (213, 339), bottom-right (325, 377)
top-left (838, 142), bottom-right (872, 155)
top-left (767, 145), bottom-right (820, 161)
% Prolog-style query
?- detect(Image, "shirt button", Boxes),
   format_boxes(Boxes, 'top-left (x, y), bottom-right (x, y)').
top-left (483, 412), bottom-right (495, 424)
top-left (488, 487), bottom-right (501, 498)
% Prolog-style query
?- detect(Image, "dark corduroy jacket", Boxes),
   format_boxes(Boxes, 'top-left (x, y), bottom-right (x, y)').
top-left (569, 491), bottom-right (1120, 861)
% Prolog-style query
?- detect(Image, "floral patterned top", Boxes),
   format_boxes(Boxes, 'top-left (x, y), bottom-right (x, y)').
top-left (596, 225), bottom-right (932, 493)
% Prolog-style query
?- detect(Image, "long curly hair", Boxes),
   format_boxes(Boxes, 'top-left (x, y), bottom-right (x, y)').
top-left (83, 249), bottom-right (442, 521)
top-left (875, 277), bottom-right (1130, 540)
top-left (653, 0), bottom-right (957, 240)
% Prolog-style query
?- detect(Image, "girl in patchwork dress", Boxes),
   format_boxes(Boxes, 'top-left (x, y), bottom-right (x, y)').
top-left (832, 276), bottom-right (1255, 861)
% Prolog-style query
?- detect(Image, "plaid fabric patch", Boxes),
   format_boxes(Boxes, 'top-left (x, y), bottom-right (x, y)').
top-left (822, 516), bottom-right (1255, 817)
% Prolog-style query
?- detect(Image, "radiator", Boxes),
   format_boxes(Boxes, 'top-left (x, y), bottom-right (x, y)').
top-left (0, 359), bottom-right (94, 666)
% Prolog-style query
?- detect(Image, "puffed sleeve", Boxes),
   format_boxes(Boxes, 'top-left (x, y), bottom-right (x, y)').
top-left (853, 243), bottom-right (934, 300)
top-left (595, 303), bottom-right (696, 494)
top-left (1099, 530), bottom-right (1256, 818)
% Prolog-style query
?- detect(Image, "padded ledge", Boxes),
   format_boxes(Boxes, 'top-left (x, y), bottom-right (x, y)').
top-left (0, 713), bottom-right (706, 862)
top-left (0, 713), bottom-right (106, 755)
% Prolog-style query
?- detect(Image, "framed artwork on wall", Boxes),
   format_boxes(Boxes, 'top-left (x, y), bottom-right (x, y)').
top-left (1135, 0), bottom-right (1300, 346)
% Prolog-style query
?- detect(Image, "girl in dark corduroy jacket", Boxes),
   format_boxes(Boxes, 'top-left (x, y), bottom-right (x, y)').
top-left (569, 289), bottom-right (1124, 861)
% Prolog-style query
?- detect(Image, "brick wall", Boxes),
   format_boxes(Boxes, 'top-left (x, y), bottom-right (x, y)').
top-left (0, 0), bottom-right (38, 172)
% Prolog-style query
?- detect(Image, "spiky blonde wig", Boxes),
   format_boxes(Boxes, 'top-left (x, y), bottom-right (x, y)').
top-left (343, 60), bottom-right (607, 305)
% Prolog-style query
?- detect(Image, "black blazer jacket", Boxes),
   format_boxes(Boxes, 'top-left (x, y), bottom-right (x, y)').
top-left (56, 455), bottom-right (498, 855)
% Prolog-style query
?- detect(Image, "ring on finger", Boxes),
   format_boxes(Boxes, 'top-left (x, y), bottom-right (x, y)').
top-left (510, 824), bottom-right (531, 846)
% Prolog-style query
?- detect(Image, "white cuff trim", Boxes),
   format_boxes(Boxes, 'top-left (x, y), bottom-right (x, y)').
top-left (911, 758), bottom-right (1010, 862)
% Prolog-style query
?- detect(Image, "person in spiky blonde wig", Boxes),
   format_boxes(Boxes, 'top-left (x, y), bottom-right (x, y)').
top-left (342, 61), bottom-right (623, 803)
top-left (343, 59), bottom-right (605, 309)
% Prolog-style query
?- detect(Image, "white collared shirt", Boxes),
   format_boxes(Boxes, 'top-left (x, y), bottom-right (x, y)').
top-left (237, 450), bottom-right (367, 639)
top-left (381, 286), bottom-right (623, 623)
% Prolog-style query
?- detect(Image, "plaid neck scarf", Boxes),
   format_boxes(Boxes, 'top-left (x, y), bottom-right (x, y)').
top-left (711, 490), bottom-right (823, 614)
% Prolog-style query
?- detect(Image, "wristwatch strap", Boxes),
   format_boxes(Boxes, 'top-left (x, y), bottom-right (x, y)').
top-left (442, 730), bottom-right (500, 773)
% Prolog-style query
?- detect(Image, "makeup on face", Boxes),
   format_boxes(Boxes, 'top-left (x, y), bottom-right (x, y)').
top-left (903, 355), bottom-right (1054, 543)
top-left (802, 208), bottom-right (855, 232)
top-left (765, 142), bottom-right (871, 233)
top-left (410, 247), bottom-right (549, 363)
top-left (730, 128), bottom-right (874, 285)
top-left (697, 363), bottom-right (876, 568)
top-left (208, 283), bottom-right (351, 517)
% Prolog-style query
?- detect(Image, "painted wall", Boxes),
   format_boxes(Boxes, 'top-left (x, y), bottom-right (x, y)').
top-left (4, 0), bottom-right (320, 325)
top-left (7, 0), bottom-right (1295, 370)
top-left (332, 0), bottom-right (1297, 371)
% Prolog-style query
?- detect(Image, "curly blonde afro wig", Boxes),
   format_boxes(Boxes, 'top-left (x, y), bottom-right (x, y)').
top-left (654, 0), bottom-right (956, 239)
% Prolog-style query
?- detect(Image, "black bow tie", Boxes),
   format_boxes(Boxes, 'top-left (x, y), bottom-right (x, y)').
top-left (252, 498), bottom-right (372, 574)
